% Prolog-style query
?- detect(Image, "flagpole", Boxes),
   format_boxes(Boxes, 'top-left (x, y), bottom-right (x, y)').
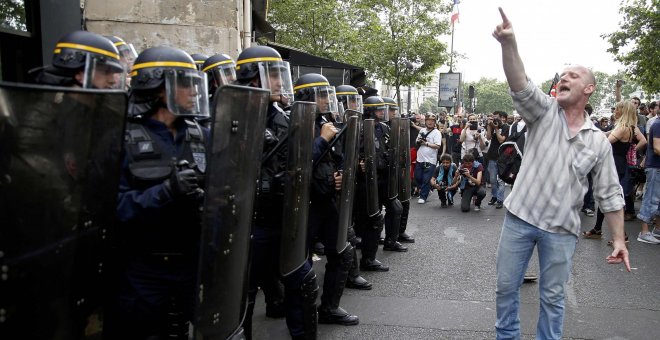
top-left (450, 22), bottom-right (454, 72)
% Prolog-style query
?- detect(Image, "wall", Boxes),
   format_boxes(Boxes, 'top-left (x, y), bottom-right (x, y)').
top-left (83, 0), bottom-right (243, 58)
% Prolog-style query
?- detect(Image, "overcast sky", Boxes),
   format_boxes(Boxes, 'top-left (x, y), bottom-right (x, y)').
top-left (440, 0), bottom-right (625, 84)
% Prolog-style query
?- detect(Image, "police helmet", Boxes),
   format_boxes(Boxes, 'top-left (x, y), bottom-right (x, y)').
top-left (382, 96), bottom-right (399, 120)
top-left (202, 53), bottom-right (236, 90)
top-left (336, 84), bottom-right (363, 114)
top-left (294, 73), bottom-right (340, 120)
top-left (236, 46), bottom-right (294, 105)
top-left (363, 96), bottom-right (387, 121)
top-left (190, 53), bottom-right (209, 71)
top-left (104, 35), bottom-right (138, 66)
top-left (129, 46), bottom-right (209, 118)
top-left (50, 30), bottom-right (126, 89)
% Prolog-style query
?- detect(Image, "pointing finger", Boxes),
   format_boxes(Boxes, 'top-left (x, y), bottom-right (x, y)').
top-left (498, 7), bottom-right (509, 23)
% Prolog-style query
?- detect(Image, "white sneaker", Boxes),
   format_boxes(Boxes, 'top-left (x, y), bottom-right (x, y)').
top-left (474, 205), bottom-right (480, 211)
top-left (637, 232), bottom-right (660, 244)
top-left (417, 198), bottom-right (425, 204)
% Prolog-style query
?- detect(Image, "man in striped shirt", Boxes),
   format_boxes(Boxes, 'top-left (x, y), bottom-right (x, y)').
top-left (492, 7), bottom-right (630, 340)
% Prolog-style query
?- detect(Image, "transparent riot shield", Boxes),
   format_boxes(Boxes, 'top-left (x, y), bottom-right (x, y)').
top-left (362, 119), bottom-right (380, 217)
top-left (0, 82), bottom-right (127, 339)
top-left (398, 118), bottom-right (412, 203)
top-left (194, 85), bottom-right (270, 339)
top-left (387, 117), bottom-right (401, 200)
top-left (280, 101), bottom-right (316, 277)
top-left (335, 112), bottom-right (360, 253)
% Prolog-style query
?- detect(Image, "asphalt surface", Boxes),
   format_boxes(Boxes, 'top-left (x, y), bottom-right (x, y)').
top-left (252, 187), bottom-right (660, 339)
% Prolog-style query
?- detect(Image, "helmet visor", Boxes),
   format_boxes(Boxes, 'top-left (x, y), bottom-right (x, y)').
top-left (210, 64), bottom-right (237, 87)
top-left (82, 54), bottom-right (126, 90)
top-left (387, 104), bottom-right (399, 118)
top-left (164, 69), bottom-right (210, 118)
top-left (117, 43), bottom-right (138, 65)
top-left (312, 86), bottom-right (339, 115)
top-left (364, 102), bottom-right (388, 121)
top-left (259, 61), bottom-right (294, 105)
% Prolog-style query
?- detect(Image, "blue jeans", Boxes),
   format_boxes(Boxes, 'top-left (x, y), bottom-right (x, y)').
top-left (496, 212), bottom-right (577, 340)
top-left (414, 162), bottom-right (436, 200)
top-left (637, 168), bottom-right (660, 224)
top-left (487, 160), bottom-right (505, 202)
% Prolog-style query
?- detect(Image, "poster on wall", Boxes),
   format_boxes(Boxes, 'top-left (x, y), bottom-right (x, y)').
top-left (437, 72), bottom-right (461, 108)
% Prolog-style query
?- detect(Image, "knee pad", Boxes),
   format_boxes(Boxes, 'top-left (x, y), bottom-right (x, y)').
top-left (368, 212), bottom-right (384, 230)
top-left (389, 199), bottom-right (403, 214)
top-left (339, 245), bottom-right (354, 272)
top-left (301, 270), bottom-right (319, 303)
top-left (347, 226), bottom-right (358, 245)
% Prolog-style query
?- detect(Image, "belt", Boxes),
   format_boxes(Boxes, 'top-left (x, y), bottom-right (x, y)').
top-left (419, 162), bottom-right (434, 168)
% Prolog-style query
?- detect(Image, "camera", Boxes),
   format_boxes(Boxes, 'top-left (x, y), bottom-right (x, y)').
top-left (469, 121), bottom-right (478, 130)
top-left (493, 118), bottom-right (500, 126)
top-left (460, 168), bottom-right (469, 175)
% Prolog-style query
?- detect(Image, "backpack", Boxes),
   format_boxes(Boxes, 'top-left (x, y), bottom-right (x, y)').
top-left (497, 123), bottom-right (527, 184)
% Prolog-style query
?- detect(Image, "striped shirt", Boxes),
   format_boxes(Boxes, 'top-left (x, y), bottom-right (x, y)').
top-left (504, 81), bottom-right (624, 236)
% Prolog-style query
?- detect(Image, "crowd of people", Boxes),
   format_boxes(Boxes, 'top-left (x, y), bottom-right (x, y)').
top-left (2, 6), bottom-right (657, 340)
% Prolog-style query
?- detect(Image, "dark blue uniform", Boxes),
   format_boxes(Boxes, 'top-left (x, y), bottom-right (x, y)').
top-left (246, 104), bottom-right (317, 340)
top-left (109, 117), bottom-right (208, 339)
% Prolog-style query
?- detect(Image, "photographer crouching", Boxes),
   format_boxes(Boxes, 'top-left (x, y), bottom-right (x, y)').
top-left (414, 113), bottom-right (443, 204)
top-left (456, 154), bottom-right (486, 212)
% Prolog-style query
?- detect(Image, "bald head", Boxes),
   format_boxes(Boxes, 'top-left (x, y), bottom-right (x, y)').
top-left (563, 65), bottom-right (596, 87)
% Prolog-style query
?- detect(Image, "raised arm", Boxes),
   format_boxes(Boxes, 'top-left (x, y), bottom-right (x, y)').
top-left (492, 7), bottom-right (527, 92)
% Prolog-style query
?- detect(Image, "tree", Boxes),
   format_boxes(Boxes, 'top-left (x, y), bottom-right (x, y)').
top-left (268, 0), bottom-right (452, 108)
top-left (357, 0), bottom-right (451, 107)
top-left (418, 96), bottom-right (440, 114)
top-left (461, 78), bottom-right (514, 115)
top-left (267, 1), bottom-right (364, 66)
top-left (602, 0), bottom-right (660, 94)
top-left (0, 0), bottom-right (27, 31)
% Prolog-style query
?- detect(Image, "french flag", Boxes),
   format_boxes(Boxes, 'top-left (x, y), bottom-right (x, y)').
top-left (451, 0), bottom-right (460, 24)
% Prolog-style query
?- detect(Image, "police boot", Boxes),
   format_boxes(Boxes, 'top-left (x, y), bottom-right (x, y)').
top-left (301, 270), bottom-right (319, 340)
top-left (398, 200), bottom-right (415, 243)
top-left (383, 240), bottom-right (408, 252)
top-left (360, 258), bottom-right (389, 272)
top-left (319, 246), bottom-right (359, 326)
top-left (346, 245), bottom-right (372, 290)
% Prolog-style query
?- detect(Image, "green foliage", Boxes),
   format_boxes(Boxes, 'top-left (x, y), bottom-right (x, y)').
top-left (0, 0), bottom-right (27, 31)
top-left (602, 0), bottom-right (660, 94)
top-left (268, 0), bottom-right (452, 105)
top-left (462, 78), bottom-right (514, 115)
top-left (418, 96), bottom-right (441, 114)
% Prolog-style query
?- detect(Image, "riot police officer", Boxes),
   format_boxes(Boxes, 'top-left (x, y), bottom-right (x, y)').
top-left (354, 96), bottom-right (390, 271)
top-left (236, 46), bottom-right (318, 340)
top-left (32, 30), bottom-right (126, 89)
top-left (190, 53), bottom-right (210, 71)
top-left (108, 46), bottom-right (210, 339)
top-left (202, 53), bottom-right (237, 99)
top-left (103, 35), bottom-right (138, 87)
top-left (336, 85), bottom-right (372, 290)
top-left (294, 74), bottom-right (359, 325)
top-left (380, 97), bottom-right (407, 252)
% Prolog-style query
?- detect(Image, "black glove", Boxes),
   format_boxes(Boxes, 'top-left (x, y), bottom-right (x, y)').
top-left (165, 168), bottom-right (199, 198)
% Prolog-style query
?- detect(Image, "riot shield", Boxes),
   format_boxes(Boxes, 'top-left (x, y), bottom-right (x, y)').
top-left (363, 119), bottom-right (380, 217)
top-left (387, 117), bottom-right (401, 200)
top-left (0, 82), bottom-right (127, 339)
top-left (280, 101), bottom-right (316, 277)
top-left (194, 85), bottom-right (270, 339)
top-left (398, 118), bottom-right (412, 203)
top-left (335, 112), bottom-right (360, 253)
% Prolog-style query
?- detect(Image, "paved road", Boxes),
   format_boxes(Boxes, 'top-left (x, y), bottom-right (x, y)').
top-left (252, 188), bottom-right (660, 339)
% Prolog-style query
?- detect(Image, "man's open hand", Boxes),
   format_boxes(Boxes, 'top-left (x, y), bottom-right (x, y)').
top-left (607, 242), bottom-right (631, 272)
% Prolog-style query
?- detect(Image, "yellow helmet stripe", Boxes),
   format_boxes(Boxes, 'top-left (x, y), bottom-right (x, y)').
top-left (294, 82), bottom-right (330, 91)
top-left (202, 60), bottom-right (234, 72)
top-left (113, 41), bottom-right (127, 47)
top-left (336, 91), bottom-right (359, 95)
top-left (132, 61), bottom-right (197, 72)
top-left (235, 57), bottom-right (282, 66)
top-left (364, 103), bottom-right (386, 107)
top-left (55, 42), bottom-right (120, 60)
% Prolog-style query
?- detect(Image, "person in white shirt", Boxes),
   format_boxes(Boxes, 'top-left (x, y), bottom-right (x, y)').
top-left (414, 113), bottom-right (443, 203)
